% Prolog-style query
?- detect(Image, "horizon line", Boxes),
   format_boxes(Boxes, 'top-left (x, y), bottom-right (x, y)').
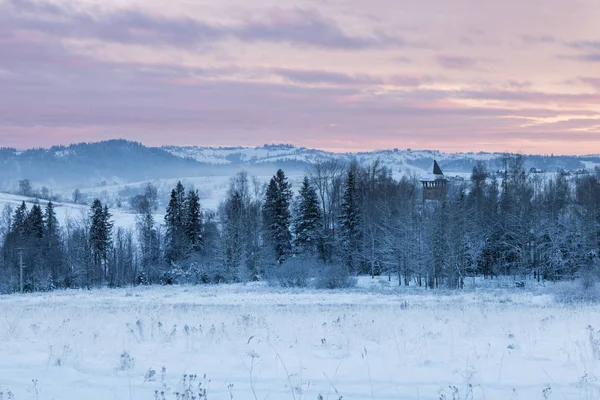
top-left (4, 138), bottom-right (600, 158)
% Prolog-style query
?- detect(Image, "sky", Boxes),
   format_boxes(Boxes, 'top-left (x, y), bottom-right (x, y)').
top-left (1, 0), bottom-right (600, 154)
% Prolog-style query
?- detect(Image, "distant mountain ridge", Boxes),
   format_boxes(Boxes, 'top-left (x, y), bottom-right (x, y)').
top-left (162, 143), bottom-right (598, 176)
top-left (0, 139), bottom-right (203, 188)
top-left (1, 140), bottom-right (598, 189)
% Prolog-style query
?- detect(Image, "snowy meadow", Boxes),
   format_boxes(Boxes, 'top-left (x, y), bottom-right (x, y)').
top-left (1, 279), bottom-right (600, 400)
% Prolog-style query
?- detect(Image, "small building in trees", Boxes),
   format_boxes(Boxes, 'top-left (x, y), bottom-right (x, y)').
top-left (420, 160), bottom-right (447, 201)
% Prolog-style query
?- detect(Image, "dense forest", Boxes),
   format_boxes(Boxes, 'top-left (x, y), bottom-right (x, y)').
top-left (1, 154), bottom-right (599, 293)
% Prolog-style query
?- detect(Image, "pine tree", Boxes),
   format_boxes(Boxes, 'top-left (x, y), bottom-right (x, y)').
top-left (263, 169), bottom-right (293, 264)
top-left (339, 164), bottom-right (361, 274)
top-left (293, 176), bottom-right (322, 256)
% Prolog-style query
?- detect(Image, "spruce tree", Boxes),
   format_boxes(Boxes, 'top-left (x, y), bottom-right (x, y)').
top-left (44, 201), bottom-right (62, 284)
top-left (13, 201), bottom-right (27, 236)
top-left (44, 202), bottom-right (59, 239)
top-left (185, 189), bottom-right (203, 252)
top-left (263, 169), bottom-right (293, 264)
top-left (164, 181), bottom-right (187, 263)
top-left (89, 199), bottom-right (113, 284)
top-left (17, 204), bottom-right (45, 290)
top-left (103, 205), bottom-right (114, 245)
top-left (293, 176), bottom-right (322, 256)
top-left (339, 164), bottom-right (361, 274)
top-left (25, 204), bottom-right (44, 240)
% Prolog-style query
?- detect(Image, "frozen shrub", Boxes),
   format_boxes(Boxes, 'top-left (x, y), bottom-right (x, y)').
top-left (158, 261), bottom-right (228, 285)
top-left (145, 368), bottom-right (156, 382)
top-left (187, 261), bottom-right (228, 284)
top-left (151, 373), bottom-right (210, 400)
top-left (0, 282), bottom-right (10, 295)
top-left (553, 279), bottom-right (600, 304)
top-left (271, 258), bottom-right (312, 288)
top-left (588, 325), bottom-right (600, 360)
top-left (315, 263), bottom-right (357, 289)
top-left (542, 385), bottom-right (552, 399)
top-left (118, 351), bottom-right (134, 371)
top-left (0, 389), bottom-right (15, 400)
top-left (580, 263), bottom-right (598, 291)
top-left (160, 267), bottom-right (185, 285)
top-left (136, 272), bottom-right (149, 285)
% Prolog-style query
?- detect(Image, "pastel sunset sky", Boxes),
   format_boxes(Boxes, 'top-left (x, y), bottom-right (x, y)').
top-left (1, 0), bottom-right (600, 154)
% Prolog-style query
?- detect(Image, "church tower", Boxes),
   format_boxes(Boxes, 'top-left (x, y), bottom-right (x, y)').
top-left (420, 160), bottom-right (447, 201)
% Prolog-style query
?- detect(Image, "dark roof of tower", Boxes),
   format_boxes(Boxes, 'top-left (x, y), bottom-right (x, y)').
top-left (432, 160), bottom-right (443, 175)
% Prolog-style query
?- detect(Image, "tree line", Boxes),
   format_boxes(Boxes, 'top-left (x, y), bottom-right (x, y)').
top-left (1, 155), bottom-right (599, 293)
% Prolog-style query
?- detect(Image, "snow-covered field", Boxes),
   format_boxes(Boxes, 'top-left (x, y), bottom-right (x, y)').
top-left (1, 279), bottom-right (599, 400)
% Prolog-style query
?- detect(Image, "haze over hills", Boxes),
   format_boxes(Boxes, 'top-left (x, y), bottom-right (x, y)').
top-left (1, 139), bottom-right (599, 190)
top-left (163, 144), bottom-right (598, 176)
top-left (0, 140), bottom-right (203, 189)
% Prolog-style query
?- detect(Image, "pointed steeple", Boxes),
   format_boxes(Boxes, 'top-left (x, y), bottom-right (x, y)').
top-left (420, 159), bottom-right (447, 201)
top-left (421, 159), bottom-right (445, 182)
top-left (432, 160), bottom-right (443, 175)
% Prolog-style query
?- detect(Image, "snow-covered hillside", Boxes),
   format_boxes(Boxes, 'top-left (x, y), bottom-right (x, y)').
top-left (0, 192), bottom-right (138, 229)
top-left (163, 144), bottom-right (504, 171)
top-left (163, 144), bottom-right (336, 165)
top-left (49, 173), bottom-right (306, 216)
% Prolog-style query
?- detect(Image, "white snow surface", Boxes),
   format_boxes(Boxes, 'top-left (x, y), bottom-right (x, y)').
top-left (0, 192), bottom-right (138, 229)
top-left (1, 278), bottom-right (599, 399)
top-left (163, 145), bottom-right (336, 166)
top-left (51, 173), bottom-right (306, 216)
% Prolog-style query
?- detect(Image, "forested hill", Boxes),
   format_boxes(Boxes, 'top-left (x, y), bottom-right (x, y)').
top-left (1, 139), bottom-right (599, 189)
top-left (0, 140), bottom-right (205, 188)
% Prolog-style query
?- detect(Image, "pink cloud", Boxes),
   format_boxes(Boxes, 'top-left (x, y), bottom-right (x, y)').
top-left (1, 0), bottom-right (600, 154)
top-left (435, 55), bottom-right (482, 70)
top-left (580, 77), bottom-right (600, 90)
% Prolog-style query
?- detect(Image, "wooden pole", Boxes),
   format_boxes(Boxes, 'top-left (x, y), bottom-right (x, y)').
top-left (19, 249), bottom-right (24, 293)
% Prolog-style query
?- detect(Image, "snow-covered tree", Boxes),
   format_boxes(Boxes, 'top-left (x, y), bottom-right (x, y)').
top-left (263, 169), bottom-right (293, 264)
top-left (185, 189), bottom-right (203, 253)
top-left (339, 163), bottom-right (361, 274)
top-left (293, 176), bottom-right (322, 257)
top-left (89, 199), bottom-right (113, 285)
top-left (164, 181), bottom-right (187, 263)
top-left (44, 201), bottom-right (62, 285)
